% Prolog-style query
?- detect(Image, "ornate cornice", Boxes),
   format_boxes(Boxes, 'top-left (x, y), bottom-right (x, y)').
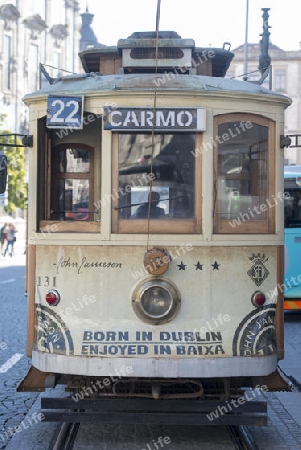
top-left (50, 24), bottom-right (69, 48)
top-left (65, 0), bottom-right (80, 11)
top-left (23, 14), bottom-right (48, 40)
top-left (0, 4), bottom-right (20, 30)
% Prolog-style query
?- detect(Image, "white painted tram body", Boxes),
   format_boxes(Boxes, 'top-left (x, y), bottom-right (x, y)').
top-left (16, 31), bottom-right (291, 419)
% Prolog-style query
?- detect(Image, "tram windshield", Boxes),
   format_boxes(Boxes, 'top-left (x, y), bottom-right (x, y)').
top-left (284, 168), bottom-right (301, 302)
top-left (117, 133), bottom-right (195, 220)
top-left (284, 178), bottom-right (301, 228)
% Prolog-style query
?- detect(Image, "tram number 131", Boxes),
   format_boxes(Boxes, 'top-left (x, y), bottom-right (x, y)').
top-left (46, 95), bottom-right (84, 129)
top-left (37, 276), bottom-right (57, 288)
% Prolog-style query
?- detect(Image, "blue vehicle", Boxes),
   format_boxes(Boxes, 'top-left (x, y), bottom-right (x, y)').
top-left (284, 165), bottom-right (301, 309)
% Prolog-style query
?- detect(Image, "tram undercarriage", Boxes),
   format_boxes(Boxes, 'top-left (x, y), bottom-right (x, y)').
top-left (18, 368), bottom-right (289, 426)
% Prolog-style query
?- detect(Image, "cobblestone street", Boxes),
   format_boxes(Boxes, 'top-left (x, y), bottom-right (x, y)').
top-left (0, 222), bottom-right (39, 449)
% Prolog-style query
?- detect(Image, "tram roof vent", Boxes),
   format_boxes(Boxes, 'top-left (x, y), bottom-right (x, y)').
top-left (79, 31), bottom-right (234, 77)
top-left (117, 31), bottom-right (195, 74)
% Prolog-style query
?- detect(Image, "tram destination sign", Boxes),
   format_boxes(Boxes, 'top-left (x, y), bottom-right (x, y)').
top-left (46, 95), bottom-right (84, 129)
top-left (103, 107), bottom-right (206, 131)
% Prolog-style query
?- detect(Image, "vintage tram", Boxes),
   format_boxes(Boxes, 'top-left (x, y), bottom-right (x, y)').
top-left (1, 27), bottom-right (292, 425)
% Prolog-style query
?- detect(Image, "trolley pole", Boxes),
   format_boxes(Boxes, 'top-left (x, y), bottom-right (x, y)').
top-left (243, 0), bottom-right (249, 81)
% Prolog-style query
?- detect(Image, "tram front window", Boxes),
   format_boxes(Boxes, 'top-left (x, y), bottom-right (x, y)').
top-left (116, 133), bottom-right (195, 222)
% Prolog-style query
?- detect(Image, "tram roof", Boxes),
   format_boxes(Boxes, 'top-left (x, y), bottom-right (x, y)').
top-left (24, 72), bottom-right (291, 107)
top-left (79, 31), bottom-right (234, 77)
top-left (25, 31), bottom-right (290, 107)
top-left (79, 46), bottom-right (234, 78)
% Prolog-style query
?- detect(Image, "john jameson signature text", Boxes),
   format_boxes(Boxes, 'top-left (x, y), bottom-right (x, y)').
top-left (54, 256), bottom-right (122, 274)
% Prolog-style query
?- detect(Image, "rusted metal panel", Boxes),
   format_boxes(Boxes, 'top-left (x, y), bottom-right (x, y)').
top-left (99, 56), bottom-right (122, 75)
top-left (262, 369), bottom-right (291, 391)
top-left (17, 366), bottom-right (50, 392)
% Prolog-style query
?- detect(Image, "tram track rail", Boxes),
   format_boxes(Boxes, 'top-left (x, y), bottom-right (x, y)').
top-left (228, 426), bottom-right (259, 450)
top-left (50, 422), bottom-right (80, 450)
top-left (50, 421), bottom-right (258, 450)
top-left (44, 393), bottom-right (263, 449)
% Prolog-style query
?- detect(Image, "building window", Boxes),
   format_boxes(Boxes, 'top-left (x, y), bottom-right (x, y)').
top-left (275, 69), bottom-right (286, 92)
top-left (112, 133), bottom-right (201, 234)
top-left (53, 51), bottom-right (61, 78)
top-left (28, 44), bottom-right (39, 92)
top-left (214, 113), bottom-right (275, 234)
top-left (3, 35), bottom-right (12, 90)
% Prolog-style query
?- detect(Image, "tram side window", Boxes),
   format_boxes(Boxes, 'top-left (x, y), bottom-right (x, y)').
top-left (214, 114), bottom-right (274, 234)
top-left (112, 133), bottom-right (201, 233)
top-left (51, 145), bottom-right (94, 221)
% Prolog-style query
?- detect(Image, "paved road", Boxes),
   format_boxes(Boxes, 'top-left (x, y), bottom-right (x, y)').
top-left (0, 221), bottom-right (39, 449)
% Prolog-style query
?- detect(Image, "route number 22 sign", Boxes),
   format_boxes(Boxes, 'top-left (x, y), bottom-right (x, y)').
top-left (46, 95), bottom-right (84, 129)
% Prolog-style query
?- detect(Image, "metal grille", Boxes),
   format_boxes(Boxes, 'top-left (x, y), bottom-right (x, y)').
top-left (130, 47), bottom-right (184, 59)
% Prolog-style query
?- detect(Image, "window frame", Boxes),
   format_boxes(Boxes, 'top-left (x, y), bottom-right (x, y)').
top-left (39, 140), bottom-right (99, 233)
top-left (111, 132), bottom-right (202, 234)
top-left (274, 69), bottom-right (286, 93)
top-left (213, 113), bottom-right (275, 234)
top-left (28, 43), bottom-right (39, 92)
top-left (3, 34), bottom-right (12, 91)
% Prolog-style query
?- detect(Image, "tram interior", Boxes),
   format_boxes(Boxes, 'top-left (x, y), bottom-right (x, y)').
top-left (117, 133), bottom-right (195, 220)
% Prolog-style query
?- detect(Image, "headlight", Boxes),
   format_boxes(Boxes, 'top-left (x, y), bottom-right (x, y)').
top-left (132, 278), bottom-right (180, 325)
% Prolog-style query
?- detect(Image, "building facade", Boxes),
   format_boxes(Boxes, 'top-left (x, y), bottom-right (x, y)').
top-left (227, 43), bottom-right (301, 165)
top-left (0, 0), bottom-right (82, 135)
top-left (0, 0), bottom-right (102, 214)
